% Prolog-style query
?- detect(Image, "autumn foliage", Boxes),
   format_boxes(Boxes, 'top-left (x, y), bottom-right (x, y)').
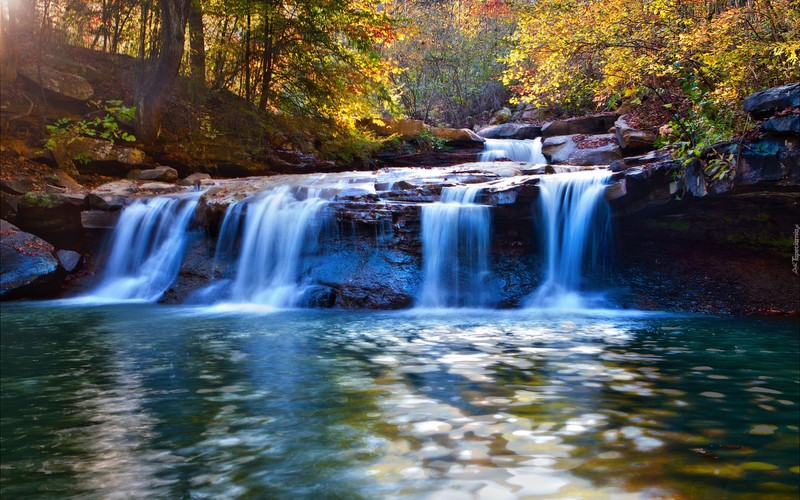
top-left (504, 0), bottom-right (800, 140)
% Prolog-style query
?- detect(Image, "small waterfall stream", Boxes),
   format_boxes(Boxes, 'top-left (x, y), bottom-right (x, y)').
top-left (418, 186), bottom-right (491, 308)
top-left (223, 186), bottom-right (329, 308)
top-left (528, 170), bottom-right (612, 308)
top-left (479, 138), bottom-right (546, 163)
top-left (82, 194), bottom-right (201, 302)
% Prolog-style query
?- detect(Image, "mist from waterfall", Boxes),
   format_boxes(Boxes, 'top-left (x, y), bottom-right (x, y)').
top-left (418, 186), bottom-right (491, 308)
top-left (479, 138), bottom-right (546, 163)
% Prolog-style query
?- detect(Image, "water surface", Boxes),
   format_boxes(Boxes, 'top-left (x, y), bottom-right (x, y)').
top-left (1, 304), bottom-right (798, 498)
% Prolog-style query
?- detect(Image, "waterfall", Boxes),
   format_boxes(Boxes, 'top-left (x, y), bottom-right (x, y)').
top-left (225, 186), bottom-right (329, 308)
top-left (418, 186), bottom-right (491, 308)
top-left (528, 170), bottom-right (612, 309)
top-left (82, 195), bottom-right (200, 302)
top-left (479, 138), bottom-right (546, 163)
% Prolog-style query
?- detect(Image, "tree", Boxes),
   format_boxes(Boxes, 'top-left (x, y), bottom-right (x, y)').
top-left (134, 0), bottom-right (189, 144)
top-left (385, 0), bottom-right (515, 127)
top-left (503, 0), bottom-right (800, 141)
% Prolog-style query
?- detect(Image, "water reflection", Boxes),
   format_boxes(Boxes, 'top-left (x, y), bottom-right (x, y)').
top-left (1, 305), bottom-right (798, 498)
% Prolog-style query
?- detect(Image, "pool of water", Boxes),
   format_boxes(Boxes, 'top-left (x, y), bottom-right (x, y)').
top-left (1, 304), bottom-right (798, 498)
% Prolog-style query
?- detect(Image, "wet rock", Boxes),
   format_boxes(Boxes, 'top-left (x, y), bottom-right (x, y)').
top-left (56, 249), bottom-right (82, 272)
top-left (541, 114), bottom-right (619, 137)
top-left (137, 166), bottom-right (179, 182)
top-left (477, 123), bottom-right (542, 140)
top-left (743, 83), bottom-right (800, 119)
top-left (0, 220), bottom-right (60, 297)
top-left (18, 64), bottom-right (94, 101)
top-left (297, 285), bottom-right (337, 308)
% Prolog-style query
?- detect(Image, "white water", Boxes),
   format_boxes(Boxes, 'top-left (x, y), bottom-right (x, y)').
top-left (226, 186), bottom-right (329, 308)
top-left (528, 170), bottom-right (612, 309)
top-left (80, 195), bottom-right (200, 303)
top-left (479, 138), bottom-right (546, 163)
top-left (418, 186), bottom-right (491, 308)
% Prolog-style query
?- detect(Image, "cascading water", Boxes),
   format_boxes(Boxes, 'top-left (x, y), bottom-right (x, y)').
top-left (528, 170), bottom-right (612, 309)
top-left (418, 186), bottom-right (491, 308)
top-left (479, 138), bottom-right (546, 163)
top-left (224, 185), bottom-right (329, 308)
top-left (80, 194), bottom-right (201, 302)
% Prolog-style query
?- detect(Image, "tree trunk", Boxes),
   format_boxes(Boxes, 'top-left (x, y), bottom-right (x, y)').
top-left (134, 0), bottom-right (189, 145)
top-left (1, 0), bottom-right (35, 83)
top-left (244, 11), bottom-right (251, 102)
top-left (187, 0), bottom-right (206, 92)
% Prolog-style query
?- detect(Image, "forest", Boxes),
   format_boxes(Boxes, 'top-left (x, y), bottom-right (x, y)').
top-left (1, 0), bottom-right (797, 159)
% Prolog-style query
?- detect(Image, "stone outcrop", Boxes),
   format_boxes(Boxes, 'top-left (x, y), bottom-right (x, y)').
top-left (18, 64), bottom-right (94, 101)
top-left (0, 220), bottom-right (60, 296)
top-left (51, 137), bottom-right (147, 177)
top-left (477, 123), bottom-right (542, 140)
top-left (614, 115), bottom-right (657, 155)
top-left (429, 127), bottom-right (485, 147)
top-left (541, 114), bottom-right (619, 137)
top-left (136, 166), bottom-right (179, 182)
top-left (743, 82), bottom-right (800, 119)
top-left (542, 134), bottom-right (622, 165)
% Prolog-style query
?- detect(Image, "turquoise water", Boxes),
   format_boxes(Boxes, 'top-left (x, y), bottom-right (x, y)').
top-left (1, 304), bottom-right (798, 498)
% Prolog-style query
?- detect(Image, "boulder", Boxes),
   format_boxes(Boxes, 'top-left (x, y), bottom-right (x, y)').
top-left (743, 83), bottom-right (800, 119)
top-left (86, 180), bottom-right (137, 209)
top-left (56, 249), bottom-right (82, 272)
top-left (490, 107), bottom-right (513, 125)
top-left (44, 169), bottom-right (83, 191)
top-left (0, 192), bottom-right (20, 222)
top-left (51, 137), bottom-right (147, 177)
top-left (762, 114), bottom-right (800, 135)
top-left (365, 118), bottom-right (427, 138)
top-left (430, 127), bottom-right (485, 147)
top-left (542, 135), bottom-right (580, 164)
top-left (477, 123), bottom-right (542, 140)
top-left (0, 220), bottom-right (60, 297)
top-left (179, 172), bottom-right (212, 187)
top-left (137, 166), bottom-right (179, 182)
top-left (18, 64), bottom-right (94, 101)
top-left (567, 134), bottom-right (623, 165)
top-left (541, 114), bottom-right (619, 137)
top-left (81, 209), bottom-right (120, 229)
top-left (614, 115), bottom-right (657, 154)
top-left (735, 139), bottom-right (792, 186)
top-left (0, 178), bottom-right (33, 195)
